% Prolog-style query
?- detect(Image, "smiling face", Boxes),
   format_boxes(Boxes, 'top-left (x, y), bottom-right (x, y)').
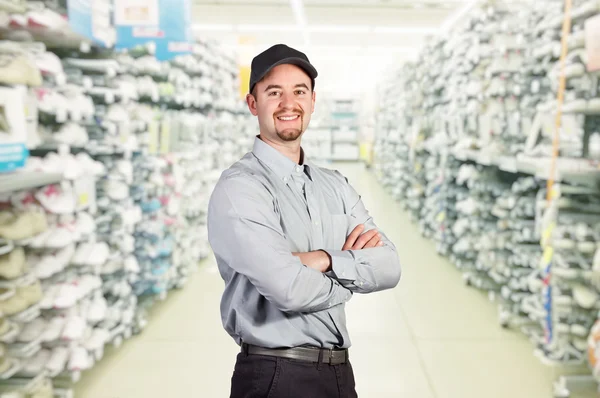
top-left (247, 64), bottom-right (316, 145)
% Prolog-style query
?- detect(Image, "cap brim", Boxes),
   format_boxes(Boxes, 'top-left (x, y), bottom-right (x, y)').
top-left (251, 57), bottom-right (318, 93)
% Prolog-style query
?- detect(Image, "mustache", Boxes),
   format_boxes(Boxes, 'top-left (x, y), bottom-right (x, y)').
top-left (274, 108), bottom-right (304, 117)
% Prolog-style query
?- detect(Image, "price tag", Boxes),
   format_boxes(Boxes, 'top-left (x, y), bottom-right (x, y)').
top-left (73, 176), bottom-right (96, 212)
top-left (78, 192), bottom-right (89, 207)
top-left (436, 211), bottom-right (446, 223)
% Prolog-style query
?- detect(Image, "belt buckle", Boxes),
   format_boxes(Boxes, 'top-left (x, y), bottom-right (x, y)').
top-left (327, 349), bottom-right (334, 364)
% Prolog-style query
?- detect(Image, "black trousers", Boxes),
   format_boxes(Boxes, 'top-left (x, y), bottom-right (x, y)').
top-left (230, 351), bottom-right (358, 398)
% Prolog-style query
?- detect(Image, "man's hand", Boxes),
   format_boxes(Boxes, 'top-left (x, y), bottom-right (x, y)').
top-left (343, 224), bottom-right (384, 250)
top-left (291, 225), bottom-right (383, 274)
top-left (292, 250), bottom-right (332, 273)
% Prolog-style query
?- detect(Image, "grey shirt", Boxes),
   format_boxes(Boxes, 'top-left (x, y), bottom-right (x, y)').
top-left (207, 136), bottom-right (401, 349)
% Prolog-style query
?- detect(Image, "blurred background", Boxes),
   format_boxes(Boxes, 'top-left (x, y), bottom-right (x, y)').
top-left (0, 0), bottom-right (600, 397)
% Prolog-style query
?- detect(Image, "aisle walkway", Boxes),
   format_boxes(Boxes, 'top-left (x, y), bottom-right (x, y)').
top-left (74, 163), bottom-right (595, 398)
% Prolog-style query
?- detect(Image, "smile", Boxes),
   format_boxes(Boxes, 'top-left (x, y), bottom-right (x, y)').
top-left (277, 115), bottom-right (300, 121)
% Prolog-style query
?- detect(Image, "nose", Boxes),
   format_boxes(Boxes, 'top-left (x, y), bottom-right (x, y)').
top-left (279, 91), bottom-right (295, 109)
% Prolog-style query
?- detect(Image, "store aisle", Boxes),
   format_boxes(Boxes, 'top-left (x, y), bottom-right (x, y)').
top-left (74, 162), bottom-right (591, 398)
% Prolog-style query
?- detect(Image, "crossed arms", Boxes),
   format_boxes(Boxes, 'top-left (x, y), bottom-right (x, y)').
top-left (207, 173), bottom-right (401, 314)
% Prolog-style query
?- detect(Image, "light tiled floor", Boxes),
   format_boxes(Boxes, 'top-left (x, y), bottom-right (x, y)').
top-left (74, 162), bottom-right (598, 398)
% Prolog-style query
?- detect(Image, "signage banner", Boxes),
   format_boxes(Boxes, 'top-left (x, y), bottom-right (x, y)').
top-left (0, 144), bottom-right (29, 173)
top-left (67, 0), bottom-right (113, 47)
top-left (115, 0), bottom-right (192, 61)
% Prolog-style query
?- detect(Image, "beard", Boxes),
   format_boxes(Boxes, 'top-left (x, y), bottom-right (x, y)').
top-left (274, 109), bottom-right (304, 142)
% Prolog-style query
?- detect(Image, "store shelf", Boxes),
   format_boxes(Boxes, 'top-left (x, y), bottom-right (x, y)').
top-left (0, 371), bottom-right (49, 395)
top-left (0, 172), bottom-right (63, 194)
top-left (451, 148), bottom-right (600, 189)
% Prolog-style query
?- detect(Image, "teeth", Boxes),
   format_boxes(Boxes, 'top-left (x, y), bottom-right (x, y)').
top-left (278, 116), bottom-right (298, 121)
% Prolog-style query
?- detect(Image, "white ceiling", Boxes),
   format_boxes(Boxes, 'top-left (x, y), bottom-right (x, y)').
top-left (191, 0), bottom-right (473, 99)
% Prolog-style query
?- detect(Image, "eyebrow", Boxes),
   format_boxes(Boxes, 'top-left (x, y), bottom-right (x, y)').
top-left (264, 83), bottom-right (310, 92)
top-left (264, 84), bottom-right (282, 92)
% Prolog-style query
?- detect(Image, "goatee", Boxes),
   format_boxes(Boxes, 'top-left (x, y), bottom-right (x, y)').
top-left (275, 113), bottom-right (304, 142)
top-left (277, 128), bottom-right (303, 142)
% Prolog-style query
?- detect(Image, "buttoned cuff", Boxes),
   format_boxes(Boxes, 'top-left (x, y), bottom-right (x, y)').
top-left (324, 250), bottom-right (357, 282)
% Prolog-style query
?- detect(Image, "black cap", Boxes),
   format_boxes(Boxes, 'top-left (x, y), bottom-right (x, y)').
top-left (249, 44), bottom-right (318, 94)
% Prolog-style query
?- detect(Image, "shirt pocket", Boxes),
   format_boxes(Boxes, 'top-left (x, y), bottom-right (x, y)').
top-left (329, 214), bottom-right (351, 251)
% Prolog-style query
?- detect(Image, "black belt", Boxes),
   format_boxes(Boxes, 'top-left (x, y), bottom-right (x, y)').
top-left (241, 343), bottom-right (349, 365)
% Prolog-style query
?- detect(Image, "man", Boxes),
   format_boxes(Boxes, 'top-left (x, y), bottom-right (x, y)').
top-left (207, 44), bottom-right (401, 398)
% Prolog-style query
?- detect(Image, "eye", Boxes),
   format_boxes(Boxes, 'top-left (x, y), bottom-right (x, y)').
top-left (268, 91), bottom-right (280, 97)
top-left (295, 90), bottom-right (306, 95)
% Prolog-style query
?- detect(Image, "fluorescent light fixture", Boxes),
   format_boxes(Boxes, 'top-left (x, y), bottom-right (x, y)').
top-left (373, 26), bottom-right (438, 34)
top-left (191, 23), bottom-right (439, 35)
top-left (307, 45), bottom-right (416, 54)
top-left (308, 25), bottom-right (371, 33)
top-left (440, 0), bottom-right (480, 33)
top-left (193, 24), bottom-right (234, 31)
top-left (237, 24), bottom-right (300, 32)
top-left (289, 0), bottom-right (310, 46)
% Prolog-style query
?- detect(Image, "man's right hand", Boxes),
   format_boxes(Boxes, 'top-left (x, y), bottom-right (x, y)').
top-left (342, 224), bottom-right (384, 250)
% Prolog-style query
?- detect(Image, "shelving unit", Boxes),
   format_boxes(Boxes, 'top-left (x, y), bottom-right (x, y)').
top-left (373, 0), bottom-right (600, 396)
top-left (330, 99), bottom-right (360, 161)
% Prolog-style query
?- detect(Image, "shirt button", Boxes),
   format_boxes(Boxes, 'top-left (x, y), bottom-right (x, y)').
top-left (314, 221), bottom-right (319, 226)
top-left (283, 176), bottom-right (288, 183)
top-left (296, 166), bottom-right (302, 173)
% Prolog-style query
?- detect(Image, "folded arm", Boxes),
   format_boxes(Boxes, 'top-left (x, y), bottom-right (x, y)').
top-left (323, 171), bottom-right (402, 294)
top-left (207, 174), bottom-right (352, 313)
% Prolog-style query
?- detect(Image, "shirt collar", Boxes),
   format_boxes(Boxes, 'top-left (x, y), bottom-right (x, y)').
top-left (252, 136), bottom-right (313, 182)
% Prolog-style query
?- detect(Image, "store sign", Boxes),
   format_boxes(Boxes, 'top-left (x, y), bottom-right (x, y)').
top-left (115, 0), bottom-right (159, 26)
top-left (585, 14), bottom-right (600, 72)
top-left (0, 144), bottom-right (28, 173)
top-left (67, 0), bottom-right (113, 47)
top-left (115, 0), bottom-right (193, 61)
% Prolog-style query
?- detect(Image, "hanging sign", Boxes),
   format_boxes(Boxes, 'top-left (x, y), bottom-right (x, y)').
top-left (0, 86), bottom-right (29, 173)
top-left (67, 0), bottom-right (113, 47)
top-left (585, 14), bottom-right (600, 72)
top-left (115, 0), bottom-right (193, 61)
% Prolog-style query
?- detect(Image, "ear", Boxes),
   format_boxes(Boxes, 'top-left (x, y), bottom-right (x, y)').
top-left (246, 93), bottom-right (258, 116)
top-left (311, 90), bottom-right (316, 114)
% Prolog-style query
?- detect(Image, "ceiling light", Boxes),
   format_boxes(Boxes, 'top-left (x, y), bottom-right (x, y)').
top-left (289, 0), bottom-right (310, 45)
top-left (237, 24), bottom-right (300, 32)
top-left (308, 25), bottom-right (371, 33)
top-left (440, 0), bottom-right (480, 33)
top-left (192, 24), bottom-right (234, 31)
top-left (373, 26), bottom-right (438, 34)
